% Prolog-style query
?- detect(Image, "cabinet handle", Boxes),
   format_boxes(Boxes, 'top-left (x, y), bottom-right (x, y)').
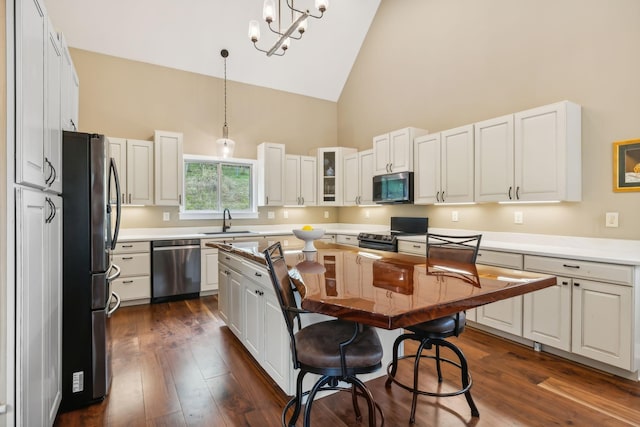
top-left (266, 196), bottom-right (269, 205)
top-left (436, 191), bottom-right (440, 202)
top-left (254, 272), bottom-right (262, 277)
top-left (123, 280), bottom-right (134, 284)
top-left (441, 191), bottom-right (445, 202)
top-left (225, 256), bottom-right (230, 260)
top-left (516, 186), bottom-right (520, 199)
top-left (508, 186), bottom-right (513, 200)
top-left (573, 282), bottom-right (580, 287)
top-left (121, 256), bottom-right (133, 260)
top-left (122, 244), bottom-right (133, 248)
top-left (563, 264), bottom-right (580, 269)
top-left (413, 244), bottom-right (421, 248)
top-left (389, 163), bottom-right (393, 172)
top-left (179, 194), bottom-right (182, 205)
top-left (70, 119), bottom-right (77, 131)
top-left (301, 197), bottom-right (304, 205)
top-left (128, 194), bottom-right (132, 204)
top-left (561, 280), bottom-right (569, 285)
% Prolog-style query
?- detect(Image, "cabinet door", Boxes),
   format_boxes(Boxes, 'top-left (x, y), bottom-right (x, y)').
top-left (154, 131), bottom-right (183, 206)
top-left (474, 114), bottom-right (514, 202)
top-left (372, 133), bottom-right (391, 175)
top-left (571, 279), bottom-right (632, 370)
top-left (441, 124), bottom-right (474, 203)
top-left (358, 149), bottom-right (374, 205)
top-left (343, 152), bottom-right (359, 206)
top-left (59, 33), bottom-right (78, 132)
top-left (284, 155), bottom-right (300, 206)
top-left (108, 137), bottom-right (127, 204)
top-left (523, 276), bottom-right (571, 351)
top-left (258, 143), bottom-right (285, 206)
top-left (413, 133), bottom-right (441, 204)
top-left (16, 0), bottom-right (47, 189)
top-left (228, 270), bottom-right (244, 338)
top-left (45, 21), bottom-right (62, 194)
top-left (217, 268), bottom-right (229, 324)
top-left (389, 128), bottom-right (413, 173)
top-left (126, 139), bottom-right (154, 205)
top-left (299, 155), bottom-right (317, 206)
top-left (16, 188), bottom-right (46, 427)
top-left (243, 282), bottom-right (263, 360)
top-left (475, 296), bottom-right (523, 336)
top-left (201, 249), bottom-right (219, 292)
top-left (514, 101), bottom-right (581, 202)
top-left (263, 292), bottom-right (291, 393)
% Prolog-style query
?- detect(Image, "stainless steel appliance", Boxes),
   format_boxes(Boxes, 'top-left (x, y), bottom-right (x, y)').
top-left (373, 171), bottom-right (414, 204)
top-left (61, 131), bottom-right (122, 411)
top-left (151, 239), bottom-right (201, 303)
top-left (358, 216), bottom-right (428, 252)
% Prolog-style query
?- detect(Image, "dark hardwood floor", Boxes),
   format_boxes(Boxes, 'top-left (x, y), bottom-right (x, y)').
top-left (54, 296), bottom-right (640, 426)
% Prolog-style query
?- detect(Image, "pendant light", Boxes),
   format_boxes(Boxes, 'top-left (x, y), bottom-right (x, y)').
top-left (216, 49), bottom-right (235, 158)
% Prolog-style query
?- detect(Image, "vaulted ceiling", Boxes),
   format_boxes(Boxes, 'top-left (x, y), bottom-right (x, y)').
top-left (45, 0), bottom-right (381, 102)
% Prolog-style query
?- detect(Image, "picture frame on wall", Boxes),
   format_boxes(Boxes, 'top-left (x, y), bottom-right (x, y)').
top-left (613, 138), bottom-right (640, 192)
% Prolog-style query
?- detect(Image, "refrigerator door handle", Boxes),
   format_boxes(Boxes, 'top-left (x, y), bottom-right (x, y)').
top-left (106, 263), bottom-right (121, 282)
top-left (109, 158), bottom-right (122, 251)
top-left (107, 292), bottom-right (121, 317)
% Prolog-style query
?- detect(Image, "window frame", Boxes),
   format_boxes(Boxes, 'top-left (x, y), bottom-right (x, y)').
top-left (179, 154), bottom-right (259, 220)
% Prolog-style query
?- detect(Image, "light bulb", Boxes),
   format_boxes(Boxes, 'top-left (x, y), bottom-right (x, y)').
top-left (297, 16), bottom-right (308, 34)
top-left (248, 20), bottom-right (260, 42)
top-left (263, 0), bottom-right (275, 23)
top-left (315, 0), bottom-right (328, 13)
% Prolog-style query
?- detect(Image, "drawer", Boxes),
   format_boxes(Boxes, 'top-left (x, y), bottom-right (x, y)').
top-left (524, 255), bottom-right (633, 286)
top-left (112, 253), bottom-right (150, 277)
top-left (218, 251), bottom-right (245, 273)
top-left (111, 276), bottom-right (151, 301)
top-left (336, 234), bottom-right (358, 246)
top-left (241, 259), bottom-right (272, 290)
top-left (477, 250), bottom-right (523, 269)
top-left (113, 241), bottom-right (149, 254)
top-left (398, 240), bottom-right (426, 256)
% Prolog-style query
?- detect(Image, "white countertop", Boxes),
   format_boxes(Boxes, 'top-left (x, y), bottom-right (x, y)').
top-left (117, 224), bottom-right (640, 266)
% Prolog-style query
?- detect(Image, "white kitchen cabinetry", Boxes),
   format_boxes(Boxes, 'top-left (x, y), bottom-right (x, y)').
top-left (111, 242), bottom-right (151, 305)
top-left (413, 125), bottom-right (474, 204)
top-left (314, 147), bottom-right (357, 206)
top-left (16, 188), bottom-right (62, 427)
top-left (474, 249), bottom-right (524, 336)
top-left (398, 240), bottom-right (426, 256)
top-left (257, 142), bottom-right (286, 206)
top-left (108, 137), bottom-right (154, 205)
top-left (342, 252), bottom-right (375, 300)
top-left (59, 33), bottom-right (79, 132)
top-left (218, 252), bottom-right (244, 338)
top-left (201, 239), bottom-right (221, 294)
top-left (336, 234), bottom-right (358, 247)
top-left (343, 149), bottom-right (374, 206)
top-left (154, 130), bottom-right (184, 206)
top-left (524, 255), bottom-right (635, 370)
top-left (373, 127), bottom-right (428, 175)
top-left (284, 154), bottom-right (317, 206)
top-left (475, 101), bottom-right (581, 202)
top-left (45, 19), bottom-right (62, 194)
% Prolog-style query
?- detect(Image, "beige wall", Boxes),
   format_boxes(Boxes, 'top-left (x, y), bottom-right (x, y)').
top-left (338, 0), bottom-right (640, 239)
top-left (71, 48), bottom-right (339, 228)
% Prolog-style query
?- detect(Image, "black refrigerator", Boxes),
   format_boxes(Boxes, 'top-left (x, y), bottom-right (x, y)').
top-left (60, 131), bottom-right (122, 411)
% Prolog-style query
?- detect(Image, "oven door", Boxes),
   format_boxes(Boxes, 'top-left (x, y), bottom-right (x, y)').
top-left (358, 240), bottom-right (397, 252)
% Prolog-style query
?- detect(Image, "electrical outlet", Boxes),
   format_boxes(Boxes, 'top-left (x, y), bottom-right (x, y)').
top-left (283, 210), bottom-right (288, 219)
top-left (605, 212), bottom-right (619, 228)
top-left (514, 211), bottom-right (524, 224)
top-left (162, 212), bottom-right (170, 221)
top-left (267, 211), bottom-right (275, 219)
top-left (365, 210), bottom-right (370, 219)
top-left (324, 211), bottom-right (329, 219)
top-left (451, 211), bottom-right (459, 222)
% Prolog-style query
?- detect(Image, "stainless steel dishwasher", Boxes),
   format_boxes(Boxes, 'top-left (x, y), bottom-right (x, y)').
top-left (151, 239), bottom-right (201, 303)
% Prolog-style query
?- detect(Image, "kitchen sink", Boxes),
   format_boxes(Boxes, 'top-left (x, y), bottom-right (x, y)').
top-left (202, 230), bottom-right (258, 236)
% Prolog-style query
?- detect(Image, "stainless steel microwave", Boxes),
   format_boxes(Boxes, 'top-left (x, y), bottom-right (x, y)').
top-left (373, 171), bottom-right (414, 204)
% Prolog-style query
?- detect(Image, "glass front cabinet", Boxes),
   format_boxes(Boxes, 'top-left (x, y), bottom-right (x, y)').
top-left (313, 147), bottom-right (356, 206)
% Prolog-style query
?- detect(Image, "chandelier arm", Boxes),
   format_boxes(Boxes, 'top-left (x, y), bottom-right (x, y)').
top-left (285, 0), bottom-right (324, 19)
top-left (266, 11), bottom-right (308, 56)
top-left (267, 21), bottom-right (303, 40)
top-left (252, 42), bottom-right (285, 57)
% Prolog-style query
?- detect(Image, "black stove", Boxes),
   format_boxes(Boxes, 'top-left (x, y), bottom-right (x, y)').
top-left (357, 217), bottom-right (428, 252)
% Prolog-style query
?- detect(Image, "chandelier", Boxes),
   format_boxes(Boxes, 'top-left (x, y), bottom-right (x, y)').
top-left (216, 49), bottom-right (235, 158)
top-left (248, 0), bottom-right (329, 57)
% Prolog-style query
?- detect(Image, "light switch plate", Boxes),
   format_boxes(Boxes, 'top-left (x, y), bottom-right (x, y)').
top-left (514, 211), bottom-right (524, 224)
top-left (451, 211), bottom-right (459, 222)
top-left (162, 212), bottom-right (170, 221)
top-left (324, 211), bottom-right (329, 219)
top-left (267, 211), bottom-right (275, 219)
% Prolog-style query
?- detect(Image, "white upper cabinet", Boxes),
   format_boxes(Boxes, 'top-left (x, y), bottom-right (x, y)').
top-left (257, 142), bottom-right (285, 206)
top-left (475, 101), bottom-right (581, 202)
top-left (315, 147), bottom-right (357, 206)
top-left (344, 149), bottom-right (374, 206)
top-left (108, 137), bottom-right (154, 205)
top-left (16, 0), bottom-right (47, 189)
top-left (59, 33), bottom-right (79, 132)
top-left (44, 18), bottom-right (62, 194)
top-left (414, 125), bottom-right (474, 204)
top-left (154, 130), bottom-right (184, 206)
top-left (373, 127), bottom-right (428, 175)
top-left (284, 154), bottom-right (317, 206)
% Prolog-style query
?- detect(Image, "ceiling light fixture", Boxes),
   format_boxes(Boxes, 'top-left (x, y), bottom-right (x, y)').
top-left (216, 49), bottom-right (235, 158)
top-left (248, 0), bottom-right (328, 57)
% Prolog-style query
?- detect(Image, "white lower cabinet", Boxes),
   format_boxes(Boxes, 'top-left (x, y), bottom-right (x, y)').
top-left (111, 241), bottom-right (151, 305)
top-left (201, 239), bottom-right (221, 294)
top-left (336, 234), bottom-right (358, 247)
top-left (474, 250), bottom-right (524, 336)
top-left (524, 255), bottom-right (636, 371)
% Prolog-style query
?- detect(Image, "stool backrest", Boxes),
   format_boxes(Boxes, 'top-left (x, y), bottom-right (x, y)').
top-left (426, 233), bottom-right (482, 264)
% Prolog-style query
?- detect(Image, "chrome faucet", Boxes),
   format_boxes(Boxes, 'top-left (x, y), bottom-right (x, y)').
top-left (222, 208), bottom-right (232, 232)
